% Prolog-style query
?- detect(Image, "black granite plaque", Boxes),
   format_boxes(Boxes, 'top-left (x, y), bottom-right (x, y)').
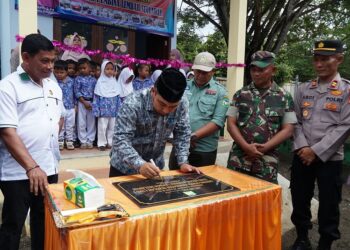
top-left (113, 173), bottom-right (240, 208)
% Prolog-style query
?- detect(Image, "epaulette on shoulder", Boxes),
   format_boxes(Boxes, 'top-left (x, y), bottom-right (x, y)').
top-left (306, 79), bottom-right (316, 84)
top-left (214, 81), bottom-right (225, 88)
top-left (342, 78), bottom-right (350, 84)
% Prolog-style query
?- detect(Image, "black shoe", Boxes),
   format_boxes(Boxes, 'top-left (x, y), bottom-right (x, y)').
top-left (291, 238), bottom-right (312, 250)
top-left (73, 140), bottom-right (81, 147)
top-left (316, 238), bottom-right (332, 250)
top-left (98, 146), bottom-right (106, 151)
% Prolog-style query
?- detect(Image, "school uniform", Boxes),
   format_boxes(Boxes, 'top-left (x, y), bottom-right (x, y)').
top-left (74, 75), bottom-right (96, 145)
top-left (58, 77), bottom-right (75, 143)
top-left (93, 61), bottom-right (121, 148)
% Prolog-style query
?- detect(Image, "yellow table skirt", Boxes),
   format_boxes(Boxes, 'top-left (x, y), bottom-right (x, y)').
top-left (45, 166), bottom-right (281, 250)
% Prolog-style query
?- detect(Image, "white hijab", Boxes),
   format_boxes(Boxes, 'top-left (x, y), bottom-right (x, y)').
top-left (118, 67), bottom-right (135, 98)
top-left (151, 70), bottom-right (162, 84)
top-left (94, 61), bottom-right (120, 98)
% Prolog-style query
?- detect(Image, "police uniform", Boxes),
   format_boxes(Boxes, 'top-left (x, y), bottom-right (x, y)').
top-left (291, 40), bottom-right (349, 249)
top-left (227, 81), bottom-right (296, 183)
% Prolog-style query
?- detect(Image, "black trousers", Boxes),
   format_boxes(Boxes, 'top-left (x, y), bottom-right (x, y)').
top-left (168, 147), bottom-right (217, 170)
top-left (290, 155), bottom-right (342, 242)
top-left (0, 174), bottom-right (58, 250)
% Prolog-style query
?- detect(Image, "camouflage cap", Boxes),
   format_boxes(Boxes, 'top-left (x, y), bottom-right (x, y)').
top-left (313, 40), bottom-right (344, 55)
top-left (250, 51), bottom-right (276, 68)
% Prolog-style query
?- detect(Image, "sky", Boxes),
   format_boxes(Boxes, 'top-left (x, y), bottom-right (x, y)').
top-left (176, 0), bottom-right (215, 40)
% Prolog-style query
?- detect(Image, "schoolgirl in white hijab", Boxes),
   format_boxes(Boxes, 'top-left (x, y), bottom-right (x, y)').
top-left (118, 67), bottom-right (135, 100)
top-left (93, 60), bottom-right (120, 150)
top-left (150, 69), bottom-right (162, 84)
top-left (94, 60), bottom-right (121, 98)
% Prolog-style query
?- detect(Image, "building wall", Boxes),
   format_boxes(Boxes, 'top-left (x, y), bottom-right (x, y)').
top-left (1, 0), bottom-right (53, 78)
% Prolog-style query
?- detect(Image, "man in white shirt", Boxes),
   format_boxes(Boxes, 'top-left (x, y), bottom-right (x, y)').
top-left (0, 33), bottom-right (64, 250)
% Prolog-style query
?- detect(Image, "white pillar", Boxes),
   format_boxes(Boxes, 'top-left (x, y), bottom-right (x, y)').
top-left (18, 0), bottom-right (37, 64)
top-left (170, 0), bottom-right (177, 49)
top-left (225, 0), bottom-right (247, 137)
top-left (226, 0), bottom-right (247, 97)
top-left (0, 0), bottom-right (12, 78)
top-left (19, 0), bottom-right (37, 36)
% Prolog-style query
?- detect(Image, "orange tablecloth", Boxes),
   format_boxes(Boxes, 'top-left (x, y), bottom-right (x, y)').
top-left (44, 166), bottom-right (281, 250)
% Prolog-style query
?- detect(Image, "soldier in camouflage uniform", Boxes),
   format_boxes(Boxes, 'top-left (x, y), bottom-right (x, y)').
top-left (226, 51), bottom-right (297, 183)
top-left (291, 40), bottom-right (350, 250)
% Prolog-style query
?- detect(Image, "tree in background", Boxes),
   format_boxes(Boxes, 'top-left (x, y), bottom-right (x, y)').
top-left (178, 0), bottom-right (350, 83)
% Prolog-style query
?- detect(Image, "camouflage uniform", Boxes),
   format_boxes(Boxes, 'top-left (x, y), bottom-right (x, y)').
top-left (227, 82), bottom-right (296, 182)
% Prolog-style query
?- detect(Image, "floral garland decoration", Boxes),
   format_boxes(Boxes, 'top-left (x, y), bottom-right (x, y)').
top-left (16, 35), bottom-right (246, 69)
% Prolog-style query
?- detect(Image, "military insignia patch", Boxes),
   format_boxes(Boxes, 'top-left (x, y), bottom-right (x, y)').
top-left (222, 96), bottom-right (230, 107)
top-left (325, 102), bottom-right (338, 111)
top-left (49, 90), bottom-right (53, 95)
top-left (311, 80), bottom-right (317, 88)
top-left (329, 80), bottom-right (338, 89)
top-left (302, 109), bottom-right (309, 117)
top-left (302, 101), bottom-right (311, 107)
top-left (331, 90), bottom-right (342, 96)
top-left (318, 42), bottom-right (324, 48)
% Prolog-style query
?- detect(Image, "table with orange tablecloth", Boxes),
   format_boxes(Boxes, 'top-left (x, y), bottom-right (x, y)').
top-left (44, 166), bottom-right (281, 250)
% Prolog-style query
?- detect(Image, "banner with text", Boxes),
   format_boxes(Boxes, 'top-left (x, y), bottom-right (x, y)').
top-left (15, 0), bottom-right (175, 37)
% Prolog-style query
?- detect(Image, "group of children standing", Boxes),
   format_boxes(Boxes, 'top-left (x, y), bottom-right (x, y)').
top-left (53, 58), bottom-right (161, 151)
top-left (53, 35), bottom-right (192, 152)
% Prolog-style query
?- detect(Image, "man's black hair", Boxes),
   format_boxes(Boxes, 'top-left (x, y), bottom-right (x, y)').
top-left (89, 61), bottom-right (101, 70)
top-left (21, 33), bottom-right (54, 56)
top-left (90, 61), bottom-right (97, 69)
top-left (77, 58), bottom-right (90, 67)
top-left (54, 60), bottom-right (68, 71)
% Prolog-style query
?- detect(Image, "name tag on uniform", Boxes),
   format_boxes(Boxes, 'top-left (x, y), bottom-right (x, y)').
top-left (302, 95), bottom-right (314, 100)
top-left (205, 89), bottom-right (217, 95)
top-left (326, 97), bottom-right (343, 103)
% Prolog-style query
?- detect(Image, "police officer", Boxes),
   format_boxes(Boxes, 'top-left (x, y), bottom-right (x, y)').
top-left (169, 52), bottom-right (229, 168)
top-left (226, 51), bottom-right (296, 183)
top-left (291, 40), bottom-right (349, 250)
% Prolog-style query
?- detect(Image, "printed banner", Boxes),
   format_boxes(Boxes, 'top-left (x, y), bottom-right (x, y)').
top-left (15, 0), bottom-right (175, 37)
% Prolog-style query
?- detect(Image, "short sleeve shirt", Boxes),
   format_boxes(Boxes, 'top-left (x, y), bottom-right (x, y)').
top-left (0, 66), bottom-right (64, 180)
top-left (186, 78), bottom-right (229, 152)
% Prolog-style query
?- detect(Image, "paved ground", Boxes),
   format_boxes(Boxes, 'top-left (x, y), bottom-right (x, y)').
top-left (1, 139), bottom-right (348, 249)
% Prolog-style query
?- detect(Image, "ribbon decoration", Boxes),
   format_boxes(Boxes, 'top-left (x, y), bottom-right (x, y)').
top-left (16, 35), bottom-right (246, 69)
